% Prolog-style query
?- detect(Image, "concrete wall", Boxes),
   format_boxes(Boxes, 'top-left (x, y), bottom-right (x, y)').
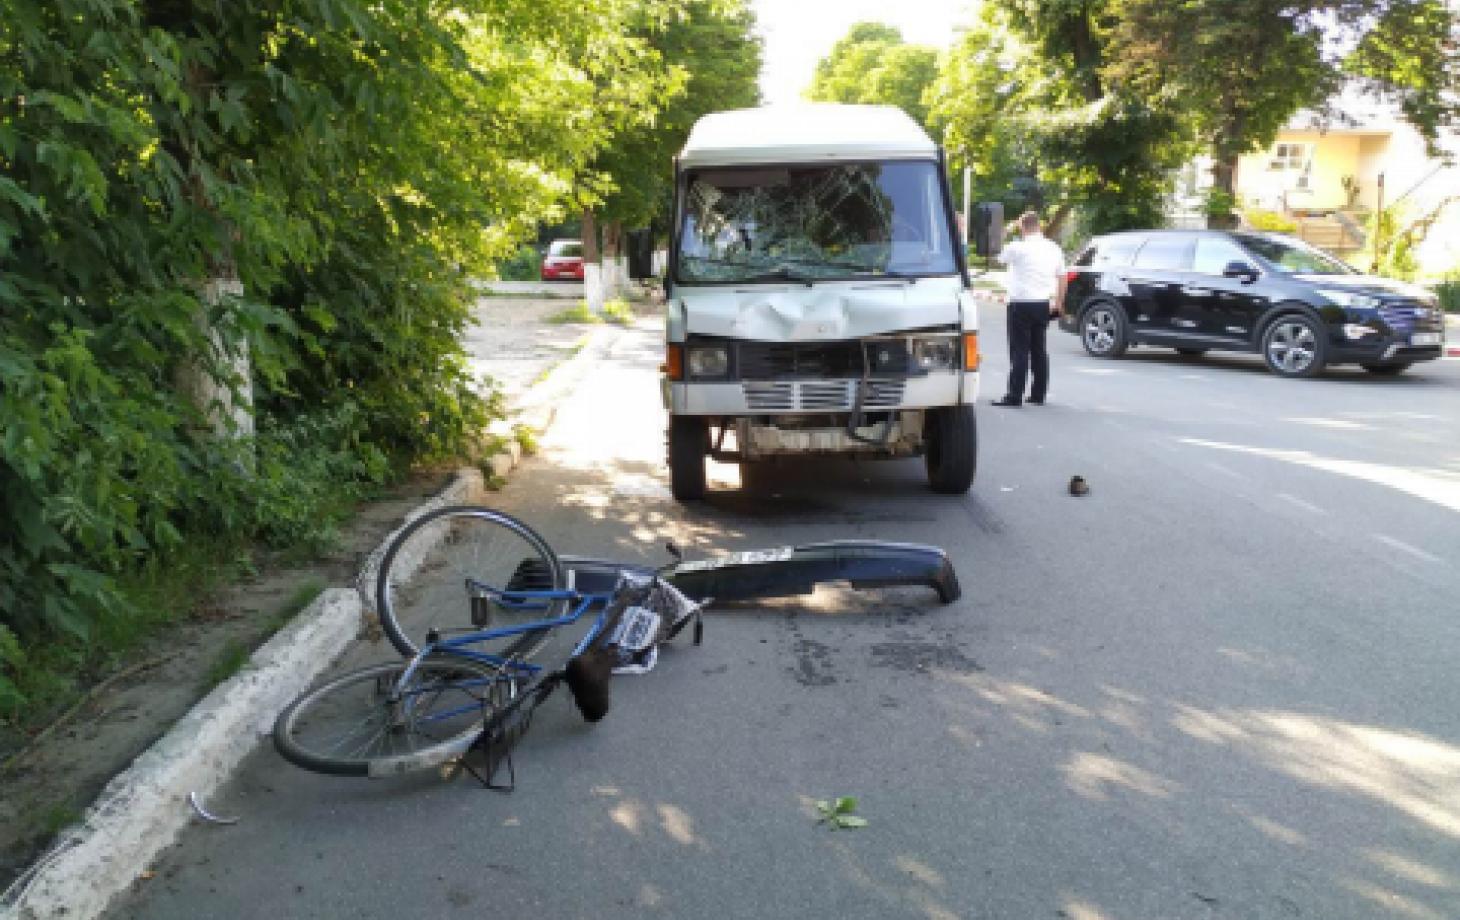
top-left (1238, 131), bottom-right (1365, 212)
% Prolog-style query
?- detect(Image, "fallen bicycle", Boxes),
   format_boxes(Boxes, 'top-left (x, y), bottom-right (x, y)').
top-left (273, 506), bottom-right (960, 786)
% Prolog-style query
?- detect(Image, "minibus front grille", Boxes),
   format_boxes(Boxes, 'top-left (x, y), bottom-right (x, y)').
top-left (742, 380), bottom-right (905, 412)
top-left (737, 341), bottom-right (863, 379)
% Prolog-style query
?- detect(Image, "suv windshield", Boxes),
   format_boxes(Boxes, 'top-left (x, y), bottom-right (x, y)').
top-left (676, 161), bottom-right (958, 283)
top-left (1234, 233), bottom-right (1355, 275)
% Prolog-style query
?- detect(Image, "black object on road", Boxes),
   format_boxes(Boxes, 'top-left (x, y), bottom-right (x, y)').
top-left (1069, 475), bottom-right (1089, 496)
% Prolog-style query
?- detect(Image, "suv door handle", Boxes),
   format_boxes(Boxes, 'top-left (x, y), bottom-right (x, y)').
top-left (1182, 287), bottom-right (1211, 296)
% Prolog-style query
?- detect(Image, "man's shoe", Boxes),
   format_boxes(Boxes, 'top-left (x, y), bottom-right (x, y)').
top-left (992, 397), bottom-right (1021, 407)
top-left (1027, 397), bottom-right (1045, 405)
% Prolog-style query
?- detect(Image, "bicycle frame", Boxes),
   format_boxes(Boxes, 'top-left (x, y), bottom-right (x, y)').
top-left (387, 586), bottom-right (617, 731)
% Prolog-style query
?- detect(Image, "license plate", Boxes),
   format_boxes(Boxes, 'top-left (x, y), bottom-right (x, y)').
top-left (676, 547), bottom-right (794, 573)
top-left (1411, 332), bottom-right (1442, 346)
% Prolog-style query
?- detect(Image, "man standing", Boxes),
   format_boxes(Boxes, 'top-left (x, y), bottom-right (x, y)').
top-left (992, 211), bottom-right (1066, 406)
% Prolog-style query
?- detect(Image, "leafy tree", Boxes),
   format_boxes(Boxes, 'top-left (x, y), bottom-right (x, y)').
top-left (0, 0), bottom-right (672, 718)
top-left (929, 2), bottom-right (1191, 234)
top-left (806, 22), bottom-right (939, 126)
top-left (1108, 0), bottom-right (1460, 226)
top-left (581, 0), bottom-right (762, 300)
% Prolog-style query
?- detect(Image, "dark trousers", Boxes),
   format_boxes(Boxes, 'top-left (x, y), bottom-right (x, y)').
top-left (1005, 300), bottom-right (1051, 403)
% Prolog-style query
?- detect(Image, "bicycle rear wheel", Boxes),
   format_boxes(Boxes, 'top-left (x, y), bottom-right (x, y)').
top-left (273, 658), bottom-right (512, 778)
top-left (376, 505), bottom-right (567, 658)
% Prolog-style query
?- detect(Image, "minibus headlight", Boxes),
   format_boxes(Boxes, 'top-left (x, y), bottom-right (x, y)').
top-left (687, 346), bottom-right (730, 378)
top-left (910, 337), bottom-right (959, 371)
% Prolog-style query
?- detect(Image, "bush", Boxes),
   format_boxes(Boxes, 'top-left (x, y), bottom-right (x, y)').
top-left (1436, 276), bottom-right (1460, 314)
top-left (1244, 209), bottom-right (1298, 233)
top-left (496, 245), bottom-right (543, 281)
top-left (601, 298), bottom-right (635, 325)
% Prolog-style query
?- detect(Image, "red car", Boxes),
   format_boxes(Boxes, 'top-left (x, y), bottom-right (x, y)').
top-left (540, 239), bottom-right (585, 281)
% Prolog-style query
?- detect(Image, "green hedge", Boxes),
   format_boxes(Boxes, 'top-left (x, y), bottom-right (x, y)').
top-left (0, 0), bottom-right (616, 722)
top-left (1436, 277), bottom-right (1460, 314)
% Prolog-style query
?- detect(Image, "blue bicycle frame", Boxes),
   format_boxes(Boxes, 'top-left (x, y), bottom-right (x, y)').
top-left (388, 585), bottom-right (619, 728)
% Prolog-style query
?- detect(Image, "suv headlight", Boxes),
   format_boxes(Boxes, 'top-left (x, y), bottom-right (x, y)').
top-left (910, 336), bottom-right (959, 371)
top-left (1317, 289), bottom-right (1382, 310)
top-left (687, 345), bottom-right (729, 378)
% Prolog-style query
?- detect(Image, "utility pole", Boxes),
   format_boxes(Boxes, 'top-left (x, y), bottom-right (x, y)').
top-left (962, 164), bottom-right (971, 246)
top-left (1372, 172), bottom-right (1385, 272)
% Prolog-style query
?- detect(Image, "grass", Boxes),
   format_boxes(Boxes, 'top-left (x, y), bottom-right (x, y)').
top-left (10, 800), bottom-right (83, 848)
top-left (546, 298), bottom-right (637, 326)
top-left (264, 579), bottom-right (326, 634)
top-left (203, 578), bottom-right (326, 692)
top-left (601, 298), bottom-right (635, 326)
top-left (514, 424), bottom-right (540, 456)
top-left (1, 534), bottom-right (244, 733)
top-left (545, 302), bottom-right (602, 325)
top-left (200, 638), bottom-right (250, 692)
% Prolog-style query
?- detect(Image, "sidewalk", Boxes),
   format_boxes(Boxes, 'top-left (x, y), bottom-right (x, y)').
top-left (1, 294), bottom-right (632, 920)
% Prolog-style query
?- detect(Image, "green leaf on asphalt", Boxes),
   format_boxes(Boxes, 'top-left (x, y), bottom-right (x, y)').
top-left (815, 796), bottom-right (867, 829)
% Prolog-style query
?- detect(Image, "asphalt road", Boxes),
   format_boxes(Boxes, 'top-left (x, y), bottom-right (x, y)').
top-left (110, 307), bottom-right (1460, 920)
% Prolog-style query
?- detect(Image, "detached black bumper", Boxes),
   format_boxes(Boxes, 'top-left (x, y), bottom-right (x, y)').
top-left (558, 541), bottom-right (961, 606)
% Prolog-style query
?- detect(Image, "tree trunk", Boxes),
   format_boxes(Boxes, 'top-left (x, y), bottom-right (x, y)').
top-left (581, 208), bottom-right (605, 312)
top-left (1045, 203), bottom-right (1075, 240)
top-left (602, 219), bottom-right (627, 299)
top-left (1207, 151), bottom-right (1241, 229)
top-left (176, 266), bottom-right (254, 439)
top-left (162, 44), bottom-right (253, 442)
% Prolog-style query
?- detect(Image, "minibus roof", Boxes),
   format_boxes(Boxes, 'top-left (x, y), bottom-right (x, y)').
top-left (679, 104), bottom-right (939, 167)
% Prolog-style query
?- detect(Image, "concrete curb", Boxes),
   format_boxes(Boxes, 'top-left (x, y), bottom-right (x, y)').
top-left (6, 470), bottom-right (493, 920)
top-left (3, 320), bottom-right (631, 920)
top-left (499, 322), bottom-right (628, 444)
top-left (10, 589), bottom-right (361, 920)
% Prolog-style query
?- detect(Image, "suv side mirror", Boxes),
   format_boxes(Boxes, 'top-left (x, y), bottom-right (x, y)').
top-left (1223, 260), bottom-right (1258, 282)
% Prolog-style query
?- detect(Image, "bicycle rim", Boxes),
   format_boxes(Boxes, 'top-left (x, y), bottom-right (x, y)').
top-left (273, 658), bottom-right (514, 778)
top-left (376, 506), bottom-right (567, 658)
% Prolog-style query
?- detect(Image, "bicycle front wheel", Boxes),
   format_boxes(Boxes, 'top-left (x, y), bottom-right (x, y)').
top-left (273, 658), bottom-right (512, 778)
top-left (377, 505), bottom-right (567, 658)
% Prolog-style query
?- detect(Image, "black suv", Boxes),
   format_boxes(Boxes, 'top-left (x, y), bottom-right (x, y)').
top-left (1058, 229), bottom-right (1446, 377)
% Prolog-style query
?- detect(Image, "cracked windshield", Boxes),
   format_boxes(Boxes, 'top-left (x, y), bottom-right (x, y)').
top-left (677, 161), bottom-right (957, 283)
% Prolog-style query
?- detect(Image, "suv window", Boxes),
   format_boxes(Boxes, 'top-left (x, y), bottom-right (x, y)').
top-left (1133, 234), bottom-right (1193, 271)
top-left (1078, 235), bottom-right (1143, 268)
top-left (548, 241), bottom-right (583, 257)
top-left (1232, 232), bottom-right (1354, 275)
top-left (1192, 236), bottom-right (1252, 275)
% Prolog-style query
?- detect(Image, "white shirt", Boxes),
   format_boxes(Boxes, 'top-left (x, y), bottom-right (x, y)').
top-left (997, 232), bottom-right (1066, 302)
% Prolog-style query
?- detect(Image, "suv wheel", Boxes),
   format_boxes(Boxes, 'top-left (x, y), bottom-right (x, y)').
top-left (669, 416), bottom-right (707, 500)
top-left (1081, 303), bottom-right (1129, 358)
top-left (925, 405), bottom-right (977, 494)
top-left (1262, 314), bottom-right (1327, 378)
top-left (1361, 363), bottom-right (1410, 376)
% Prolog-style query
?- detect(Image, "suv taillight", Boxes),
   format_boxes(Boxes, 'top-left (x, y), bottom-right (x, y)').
top-left (1065, 270), bottom-right (1079, 283)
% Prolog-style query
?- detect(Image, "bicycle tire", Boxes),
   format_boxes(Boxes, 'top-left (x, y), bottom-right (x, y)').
top-left (376, 505), bottom-right (568, 658)
top-left (274, 657), bottom-right (511, 778)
